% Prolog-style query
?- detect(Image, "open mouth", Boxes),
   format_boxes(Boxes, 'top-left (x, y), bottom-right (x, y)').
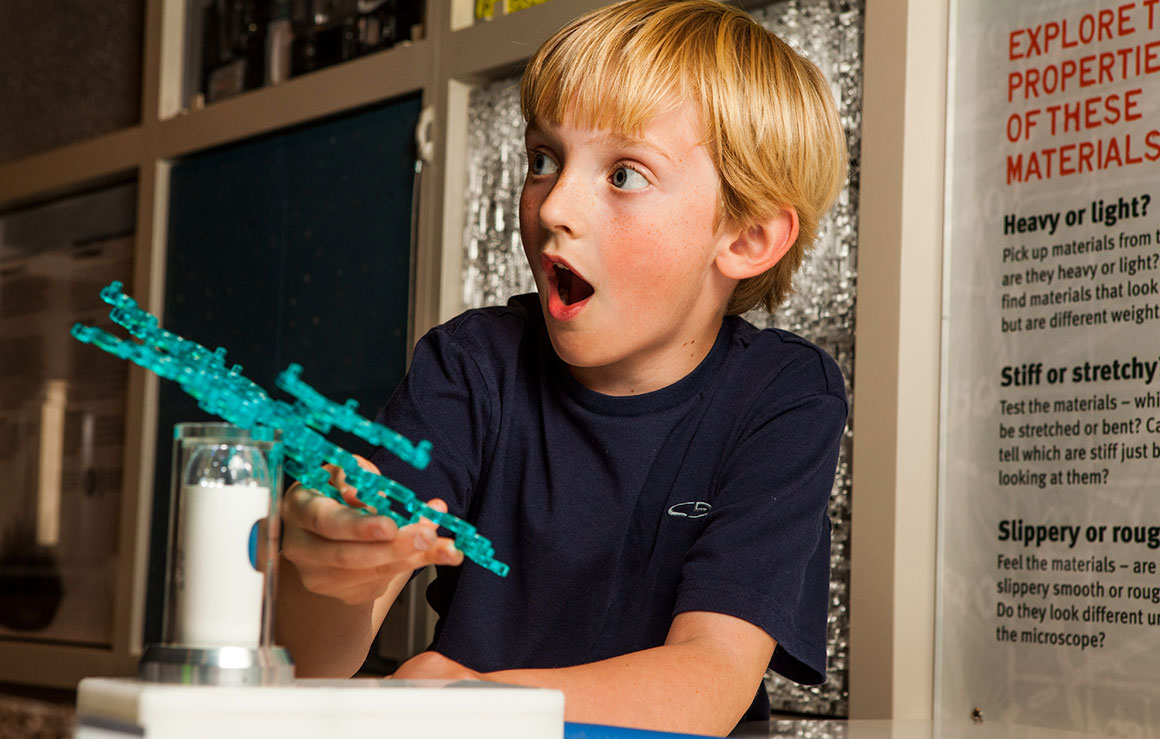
top-left (553, 263), bottom-right (594, 306)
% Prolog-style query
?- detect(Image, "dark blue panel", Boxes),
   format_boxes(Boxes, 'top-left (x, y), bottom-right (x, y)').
top-left (146, 96), bottom-right (421, 643)
top-left (279, 107), bottom-right (415, 407)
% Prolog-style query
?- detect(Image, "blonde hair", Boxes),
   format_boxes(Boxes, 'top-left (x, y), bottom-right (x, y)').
top-left (520, 0), bottom-right (847, 314)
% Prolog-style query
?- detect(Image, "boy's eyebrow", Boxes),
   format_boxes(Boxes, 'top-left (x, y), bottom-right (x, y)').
top-left (525, 120), bottom-right (674, 163)
top-left (606, 130), bottom-right (674, 163)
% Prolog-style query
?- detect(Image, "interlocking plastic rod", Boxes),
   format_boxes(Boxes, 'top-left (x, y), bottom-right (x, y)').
top-left (71, 281), bottom-right (509, 577)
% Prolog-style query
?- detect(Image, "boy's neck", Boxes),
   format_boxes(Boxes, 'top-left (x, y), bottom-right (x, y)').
top-left (564, 314), bottom-right (726, 397)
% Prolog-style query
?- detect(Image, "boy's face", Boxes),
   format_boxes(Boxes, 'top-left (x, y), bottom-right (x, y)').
top-left (519, 101), bottom-right (738, 396)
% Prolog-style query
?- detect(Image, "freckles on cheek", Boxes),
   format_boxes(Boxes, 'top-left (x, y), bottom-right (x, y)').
top-left (605, 221), bottom-right (669, 298)
top-left (519, 195), bottom-right (538, 247)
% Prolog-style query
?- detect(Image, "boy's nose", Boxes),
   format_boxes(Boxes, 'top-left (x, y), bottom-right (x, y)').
top-left (537, 176), bottom-right (584, 238)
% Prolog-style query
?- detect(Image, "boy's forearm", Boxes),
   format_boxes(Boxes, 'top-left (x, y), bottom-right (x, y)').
top-left (486, 618), bottom-right (772, 737)
top-left (274, 560), bottom-right (404, 677)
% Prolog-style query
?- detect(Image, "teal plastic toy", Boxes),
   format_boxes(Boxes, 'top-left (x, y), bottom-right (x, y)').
top-left (71, 281), bottom-right (509, 577)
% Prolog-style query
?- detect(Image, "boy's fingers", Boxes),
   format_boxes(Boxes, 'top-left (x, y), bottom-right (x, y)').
top-left (284, 484), bottom-right (398, 542)
top-left (331, 456), bottom-right (380, 508)
top-left (418, 500), bottom-right (465, 565)
top-left (436, 540), bottom-right (466, 567)
top-left (406, 499), bottom-right (464, 564)
top-left (293, 526), bottom-right (457, 573)
top-left (322, 463), bottom-right (362, 508)
top-left (353, 454), bottom-right (381, 473)
top-left (283, 474), bottom-right (464, 580)
top-left (400, 510), bottom-right (465, 567)
top-left (414, 497), bottom-right (451, 530)
top-left (325, 462), bottom-right (347, 489)
top-left (378, 527), bottom-right (464, 571)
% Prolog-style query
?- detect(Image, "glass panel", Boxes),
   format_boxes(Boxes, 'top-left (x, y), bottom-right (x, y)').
top-left (937, 0), bottom-right (1160, 733)
top-left (186, 0), bottom-right (426, 108)
top-left (0, 182), bottom-right (136, 647)
top-left (459, 0), bottom-right (864, 717)
top-left (0, 1), bottom-right (144, 164)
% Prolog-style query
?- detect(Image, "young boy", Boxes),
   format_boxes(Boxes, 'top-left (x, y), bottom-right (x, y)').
top-left (276, 0), bottom-right (848, 735)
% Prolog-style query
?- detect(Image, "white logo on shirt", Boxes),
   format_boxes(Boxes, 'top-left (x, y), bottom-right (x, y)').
top-left (667, 501), bottom-right (712, 519)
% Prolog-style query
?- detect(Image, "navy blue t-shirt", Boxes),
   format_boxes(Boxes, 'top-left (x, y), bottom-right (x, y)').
top-left (370, 294), bottom-right (846, 719)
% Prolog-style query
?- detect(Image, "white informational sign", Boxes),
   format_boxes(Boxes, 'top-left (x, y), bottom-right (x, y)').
top-left (938, 0), bottom-right (1160, 734)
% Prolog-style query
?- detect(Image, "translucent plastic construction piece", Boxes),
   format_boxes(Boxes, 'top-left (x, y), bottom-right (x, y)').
top-left (71, 281), bottom-right (510, 577)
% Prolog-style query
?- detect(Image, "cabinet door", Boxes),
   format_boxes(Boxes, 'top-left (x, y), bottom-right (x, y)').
top-left (0, 182), bottom-right (136, 652)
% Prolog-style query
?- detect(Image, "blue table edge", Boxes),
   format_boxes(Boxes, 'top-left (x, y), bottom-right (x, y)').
top-left (565, 721), bottom-right (717, 739)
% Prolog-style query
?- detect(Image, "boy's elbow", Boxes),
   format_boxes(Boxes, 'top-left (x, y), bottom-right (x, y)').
top-left (665, 612), bottom-right (776, 734)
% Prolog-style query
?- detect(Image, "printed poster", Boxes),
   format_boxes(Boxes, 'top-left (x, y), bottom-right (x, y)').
top-left (938, 0), bottom-right (1160, 734)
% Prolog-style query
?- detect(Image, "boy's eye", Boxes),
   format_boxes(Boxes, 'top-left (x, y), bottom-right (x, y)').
top-left (610, 166), bottom-right (648, 190)
top-left (529, 151), bottom-right (559, 176)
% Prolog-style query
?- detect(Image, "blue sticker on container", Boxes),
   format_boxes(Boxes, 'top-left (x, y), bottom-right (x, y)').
top-left (248, 520), bottom-right (260, 570)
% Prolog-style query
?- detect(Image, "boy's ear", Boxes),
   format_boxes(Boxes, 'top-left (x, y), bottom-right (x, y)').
top-left (715, 207), bottom-right (800, 280)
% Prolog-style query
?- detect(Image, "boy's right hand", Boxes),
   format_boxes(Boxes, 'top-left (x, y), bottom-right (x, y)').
top-left (280, 460), bottom-right (464, 606)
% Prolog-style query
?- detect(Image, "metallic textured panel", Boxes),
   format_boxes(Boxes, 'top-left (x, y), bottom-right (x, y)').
top-left (462, 78), bottom-right (535, 310)
top-left (0, 0), bottom-right (144, 164)
top-left (461, 0), bottom-right (863, 717)
top-left (748, 0), bottom-right (863, 718)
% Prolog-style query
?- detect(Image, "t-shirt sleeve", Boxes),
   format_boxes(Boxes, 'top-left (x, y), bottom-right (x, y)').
top-left (367, 323), bottom-right (497, 519)
top-left (673, 350), bottom-right (847, 685)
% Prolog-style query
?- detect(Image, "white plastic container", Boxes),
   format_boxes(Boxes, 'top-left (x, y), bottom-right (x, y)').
top-left (177, 480), bottom-right (270, 646)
